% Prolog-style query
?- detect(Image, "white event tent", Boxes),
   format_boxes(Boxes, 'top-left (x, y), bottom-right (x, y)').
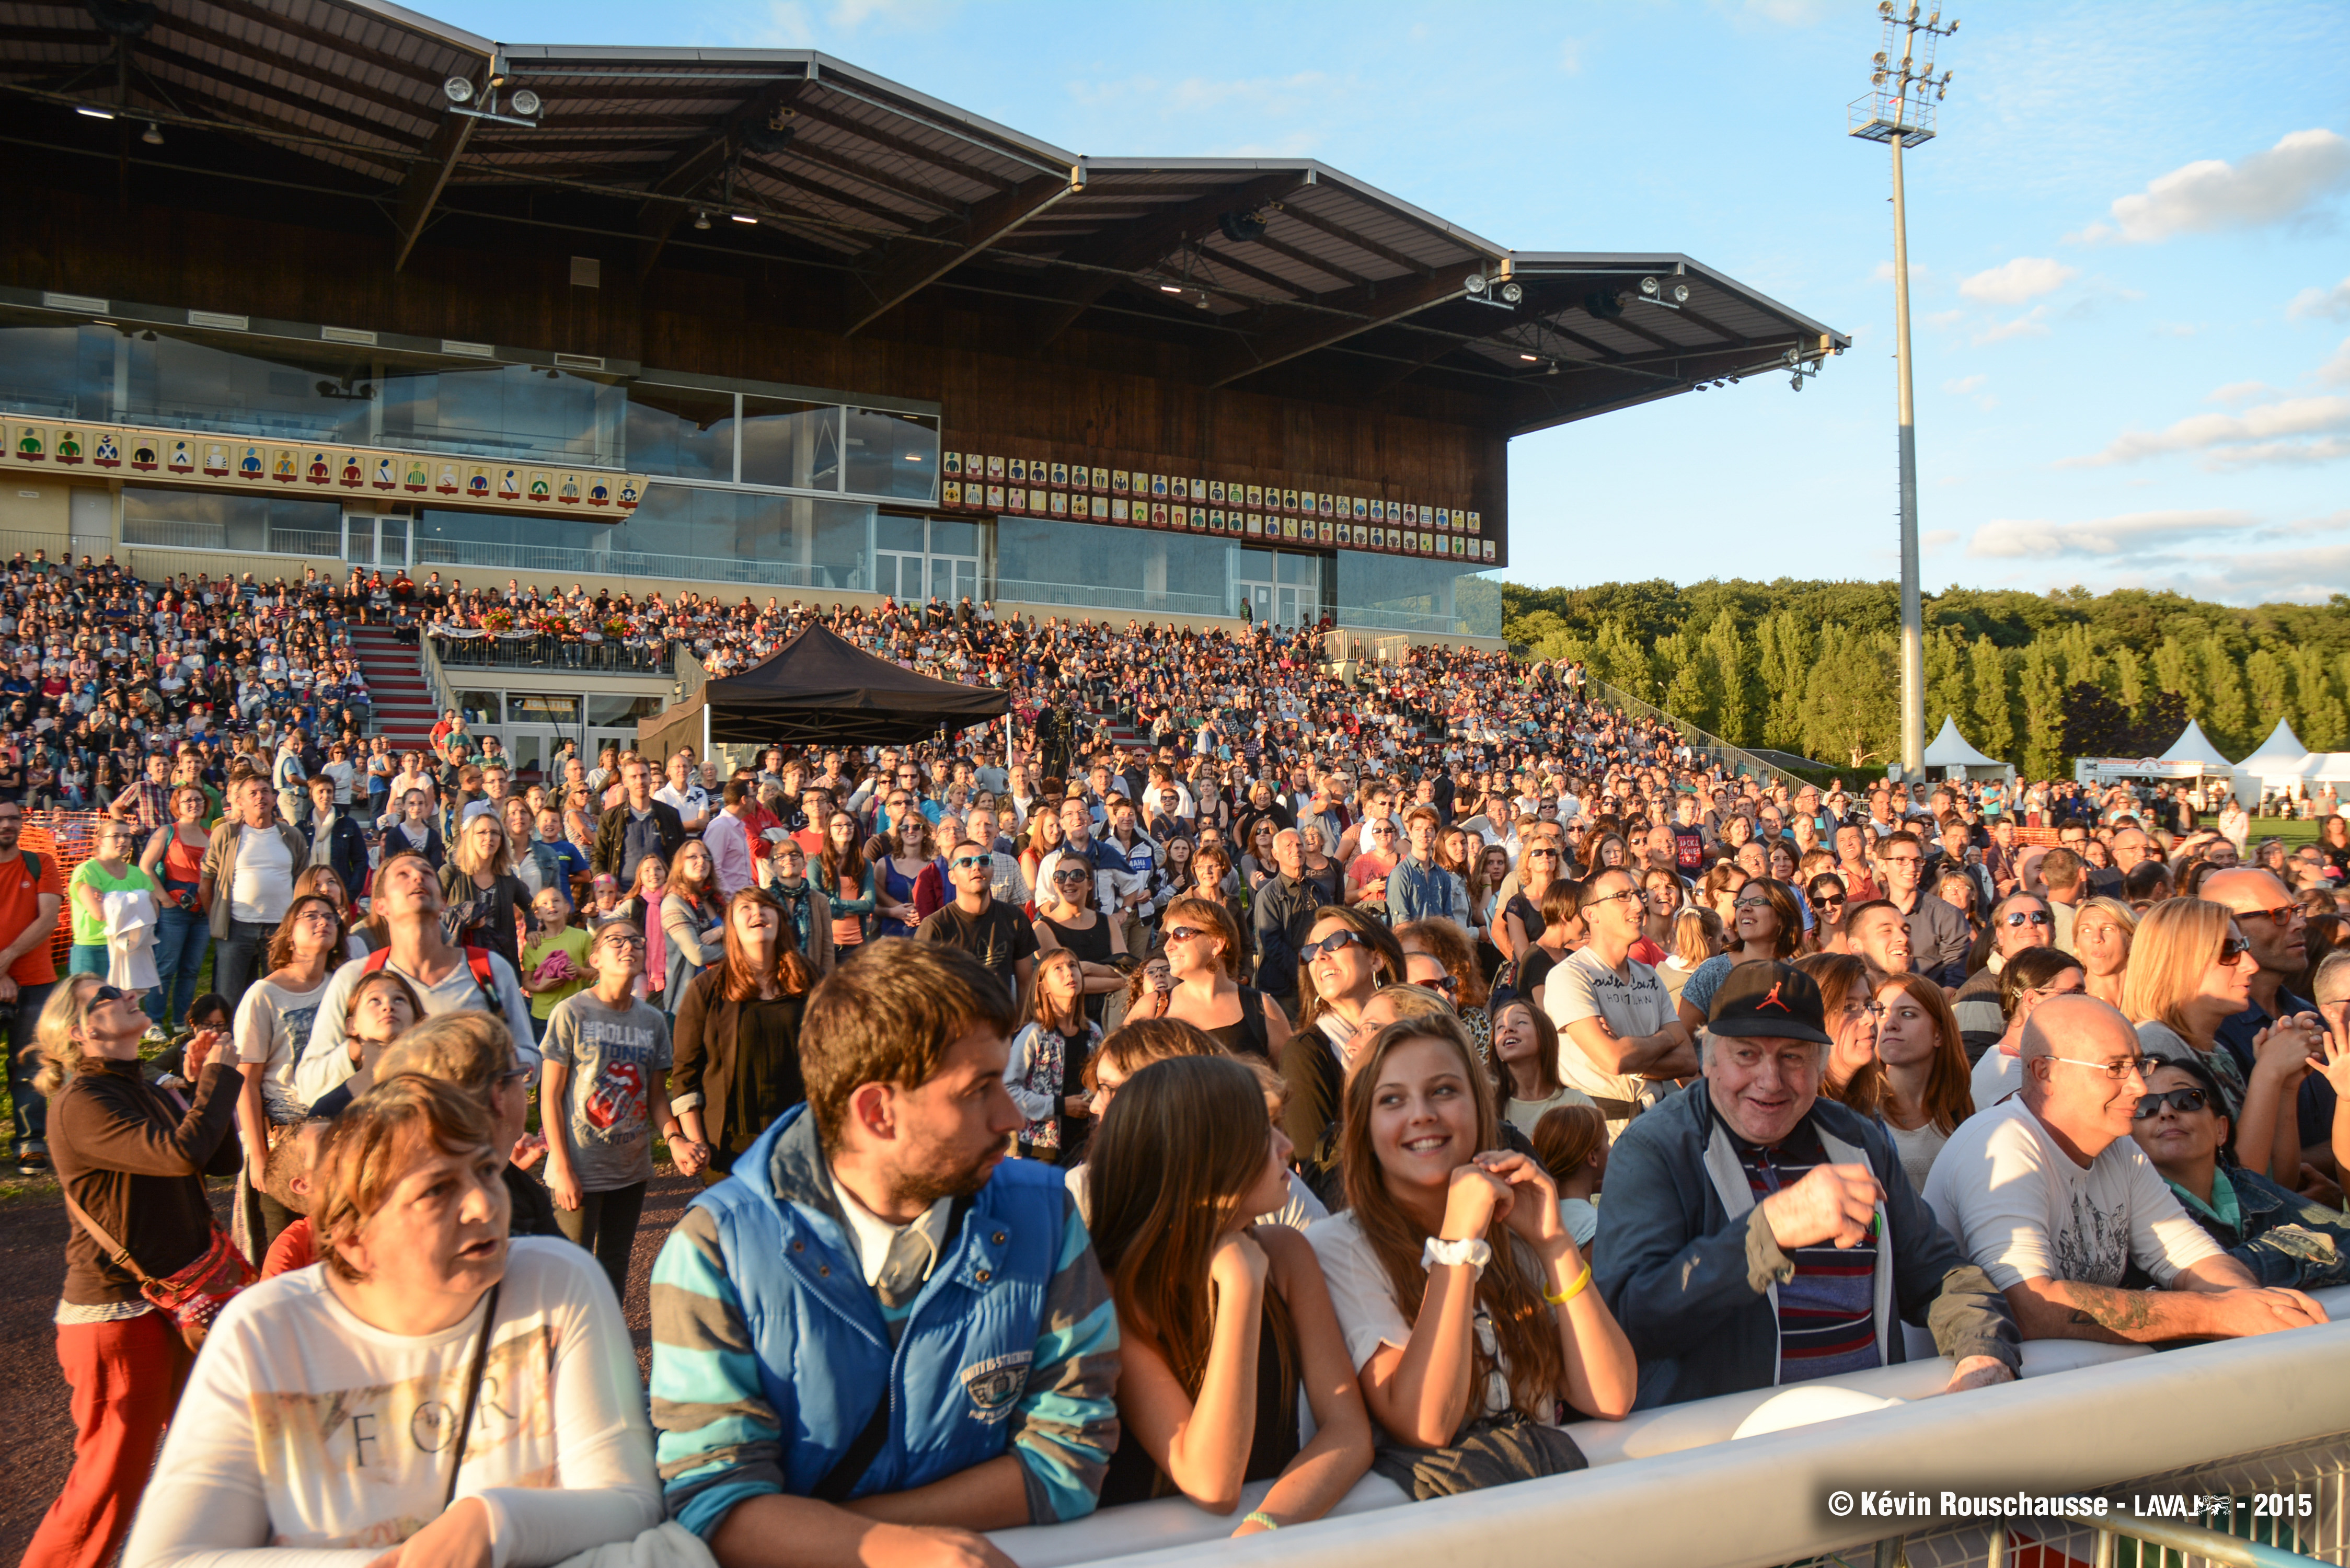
top-left (1923, 715), bottom-right (2014, 782)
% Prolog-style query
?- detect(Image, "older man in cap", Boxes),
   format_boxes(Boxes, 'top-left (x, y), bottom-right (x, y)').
top-left (1596, 961), bottom-right (2020, 1408)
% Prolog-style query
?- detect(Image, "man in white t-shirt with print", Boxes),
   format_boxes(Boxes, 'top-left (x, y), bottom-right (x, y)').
top-left (1546, 867), bottom-right (1697, 1142)
top-left (1923, 994), bottom-right (2328, 1344)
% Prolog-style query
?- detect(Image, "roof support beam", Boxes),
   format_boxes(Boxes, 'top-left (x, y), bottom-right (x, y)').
top-left (786, 99), bottom-right (1009, 190)
top-left (192, 0), bottom-right (462, 88)
top-left (843, 168), bottom-right (1078, 336)
top-left (777, 139), bottom-right (969, 215)
top-left (391, 112), bottom-right (475, 270)
top-left (1244, 230), bottom-right (1372, 290)
top-left (1026, 170), bottom-right (1306, 351)
top-left (1206, 265), bottom-right (1485, 388)
top-left (1193, 244), bottom-right (1313, 301)
top-left (633, 83), bottom-right (803, 280)
top-left (1267, 202), bottom-right (1432, 279)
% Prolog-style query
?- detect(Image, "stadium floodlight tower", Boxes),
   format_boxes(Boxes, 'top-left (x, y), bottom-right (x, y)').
top-left (1850, 1), bottom-right (1956, 784)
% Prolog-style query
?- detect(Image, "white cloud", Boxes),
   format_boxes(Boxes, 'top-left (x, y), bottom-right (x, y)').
top-left (1733, 0), bottom-right (1827, 23)
top-left (2322, 338), bottom-right (2350, 387)
top-left (2207, 381), bottom-right (2273, 405)
top-left (1968, 509), bottom-right (2256, 559)
top-left (1559, 37), bottom-right (1584, 74)
top-left (2074, 128), bottom-right (2350, 243)
top-left (2065, 541), bottom-right (2350, 606)
top-left (1959, 257), bottom-right (2079, 305)
top-left (1972, 306), bottom-right (2053, 346)
top-left (2060, 394), bottom-right (2350, 468)
top-left (2287, 276), bottom-right (2350, 321)
top-left (1943, 374), bottom-right (1987, 395)
top-left (1922, 529), bottom-right (1958, 551)
top-left (753, 0), bottom-right (947, 40)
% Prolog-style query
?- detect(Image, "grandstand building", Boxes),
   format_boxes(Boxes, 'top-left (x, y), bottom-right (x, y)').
top-left (2, 0), bottom-right (1844, 651)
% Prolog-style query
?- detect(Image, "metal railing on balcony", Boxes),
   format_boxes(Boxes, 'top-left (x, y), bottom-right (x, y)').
top-left (1579, 672), bottom-right (1808, 790)
top-left (428, 630), bottom-right (673, 676)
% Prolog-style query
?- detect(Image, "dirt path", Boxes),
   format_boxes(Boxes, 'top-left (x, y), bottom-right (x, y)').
top-left (0, 1169), bottom-right (700, 1561)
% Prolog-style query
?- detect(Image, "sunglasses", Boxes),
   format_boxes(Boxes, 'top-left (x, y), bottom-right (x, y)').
top-left (89, 984), bottom-right (129, 1004)
top-left (1300, 929), bottom-right (1372, 961)
top-left (949, 855), bottom-right (988, 871)
top-left (2001, 910), bottom-right (2054, 928)
top-left (1053, 869), bottom-right (1091, 883)
top-left (2133, 1087), bottom-right (2208, 1120)
top-left (2217, 936), bottom-right (2252, 967)
top-left (1424, 974), bottom-right (1460, 994)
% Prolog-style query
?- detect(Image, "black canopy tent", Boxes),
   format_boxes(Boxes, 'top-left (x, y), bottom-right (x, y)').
top-left (635, 624), bottom-right (1010, 760)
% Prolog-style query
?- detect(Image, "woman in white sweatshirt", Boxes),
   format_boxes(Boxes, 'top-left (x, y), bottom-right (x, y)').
top-left (123, 1074), bottom-right (659, 1568)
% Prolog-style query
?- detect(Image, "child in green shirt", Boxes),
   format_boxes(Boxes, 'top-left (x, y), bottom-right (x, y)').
top-left (520, 883), bottom-right (593, 1041)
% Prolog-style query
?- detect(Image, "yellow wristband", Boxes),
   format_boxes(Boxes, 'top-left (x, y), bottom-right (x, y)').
top-left (1244, 1512), bottom-right (1280, 1531)
top-left (1545, 1262), bottom-right (1593, 1306)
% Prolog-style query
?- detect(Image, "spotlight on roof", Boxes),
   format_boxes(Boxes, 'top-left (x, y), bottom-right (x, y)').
top-left (1463, 273), bottom-right (1488, 294)
top-left (443, 76), bottom-right (474, 104)
top-left (693, 210), bottom-right (711, 229)
top-left (509, 88), bottom-right (540, 118)
top-left (1497, 281), bottom-right (1524, 304)
top-left (1635, 275), bottom-right (1683, 311)
top-left (142, 120), bottom-right (163, 144)
top-left (1217, 209), bottom-right (1269, 245)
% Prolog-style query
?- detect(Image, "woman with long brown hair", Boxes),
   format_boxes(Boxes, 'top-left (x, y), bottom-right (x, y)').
top-left (1161, 895), bottom-right (1292, 1060)
top-left (230, 894), bottom-right (343, 1254)
top-left (1281, 904), bottom-right (1406, 1145)
top-left (1847, 973), bottom-right (1974, 1193)
top-left (1488, 998), bottom-right (1589, 1133)
top-left (1675, 876), bottom-right (1803, 1035)
top-left (137, 781), bottom-right (214, 1031)
top-left (659, 838), bottom-right (727, 1003)
top-left (1088, 1055), bottom-right (1373, 1523)
top-left (1793, 952), bottom-right (1878, 1104)
top-left (1019, 805), bottom-right (1067, 906)
top-left (1307, 1015), bottom-right (1635, 1495)
top-left (1005, 948), bottom-right (1101, 1165)
top-left (820, 809), bottom-right (877, 960)
top-left (672, 890), bottom-right (818, 1182)
top-left (1397, 918), bottom-right (1492, 1057)
top-left (1501, 836), bottom-right (1564, 964)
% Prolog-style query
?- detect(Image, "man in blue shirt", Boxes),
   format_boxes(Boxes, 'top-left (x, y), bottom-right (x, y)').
top-left (1387, 804), bottom-right (1459, 928)
top-left (651, 941), bottom-right (1120, 1568)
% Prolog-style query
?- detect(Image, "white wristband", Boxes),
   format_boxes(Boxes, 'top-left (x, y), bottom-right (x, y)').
top-left (1421, 1237), bottom-right (1492, 1277)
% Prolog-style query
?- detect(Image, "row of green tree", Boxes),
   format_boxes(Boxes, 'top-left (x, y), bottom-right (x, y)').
top-left (1502, 580), bottom-right (2350, 778)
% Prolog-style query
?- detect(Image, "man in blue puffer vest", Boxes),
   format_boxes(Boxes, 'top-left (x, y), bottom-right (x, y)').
top-left (651, 938), bottom-right (1121, 1568)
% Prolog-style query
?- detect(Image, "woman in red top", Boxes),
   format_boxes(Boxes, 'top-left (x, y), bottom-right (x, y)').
top-left (136, 783), bottom-right (213, 1032)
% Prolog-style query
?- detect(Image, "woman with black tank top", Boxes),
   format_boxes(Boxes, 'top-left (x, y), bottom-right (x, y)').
top-left (1159, 894), bottom-right (1291, 1060)
top-left (1032, 851), bottom-right (1127, 1025)
top-left (1087, 1055), bottom-right (1372, 1523)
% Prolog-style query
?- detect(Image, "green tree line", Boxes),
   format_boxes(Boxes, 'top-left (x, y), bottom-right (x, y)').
top-left (1502, 579), bottom-right (2350, 777)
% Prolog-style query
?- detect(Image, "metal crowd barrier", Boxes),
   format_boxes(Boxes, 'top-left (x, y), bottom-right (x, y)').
top-left (994, 1285), bottom-right (2350, 1568)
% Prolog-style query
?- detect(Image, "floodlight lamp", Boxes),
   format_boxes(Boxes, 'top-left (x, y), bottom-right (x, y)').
top-left (1639, 276), bottom-right (1660, 296)
top-left (1498, 281), bottom-right (1523, 304)
top-left (444, 76), bottom-right (474, 103)
top-left (1873, 52), bottom-right (1888, 67)
top-left (510, 88), bottom-right (540, 117)
top-left (142, 121), bottom-right (163, 144)
top-left (693, 210), bottom-right (710, 229)
top-left (1463, 273), bottom-right (1487, 294)
top-left (1670, 283), bottom-right (1690, 304)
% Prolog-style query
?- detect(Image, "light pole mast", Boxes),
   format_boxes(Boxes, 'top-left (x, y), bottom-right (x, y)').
top-left (1850, 1), bottom-right (1955, 782)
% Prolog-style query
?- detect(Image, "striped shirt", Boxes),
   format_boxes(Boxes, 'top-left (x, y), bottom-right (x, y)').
top-left (1734, 1121), bottom-right (1881, 1382)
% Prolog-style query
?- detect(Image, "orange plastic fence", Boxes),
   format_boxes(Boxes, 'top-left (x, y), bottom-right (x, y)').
top-left (20, 811), bottom-right (109, 970)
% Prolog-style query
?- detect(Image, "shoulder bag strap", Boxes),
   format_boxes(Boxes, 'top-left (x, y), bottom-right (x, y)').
top-left (443, 1280), bottom-right (503, 1511)
top-left (60, 1187), bottom-right (155, 1286)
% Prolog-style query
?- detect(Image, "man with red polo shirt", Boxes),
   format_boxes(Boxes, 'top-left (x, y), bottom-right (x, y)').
top-left (0, 800), bottom-right (65, 1174)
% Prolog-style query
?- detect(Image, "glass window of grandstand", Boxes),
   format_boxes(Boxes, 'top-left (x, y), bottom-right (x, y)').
top-left (1334, 552), bottom-right (1500, 638)
top-left (996, 514), bottom-right (1296, 622)
top-left (453, 690), bottom-right (502, 727)
top-left (121, 486), bottom-right (343, 558)
top-left (413, 489), bottom-right (876, 592)
top-left (381, 363), bottom-right (624, 468)
top-left (874, 515), bottom-right (980, 605)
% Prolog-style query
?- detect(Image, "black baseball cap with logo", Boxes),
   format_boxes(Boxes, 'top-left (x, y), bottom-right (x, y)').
top-left (1707, 960), bottom-right (1832, 1045)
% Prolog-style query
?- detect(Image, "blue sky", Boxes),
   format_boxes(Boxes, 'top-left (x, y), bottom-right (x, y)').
top-left (452, 0), bottom-right (2350, 606)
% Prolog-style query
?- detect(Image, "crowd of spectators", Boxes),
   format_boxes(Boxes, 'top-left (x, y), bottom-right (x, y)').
top-left (10, 548), bottom-right (2350, 1568)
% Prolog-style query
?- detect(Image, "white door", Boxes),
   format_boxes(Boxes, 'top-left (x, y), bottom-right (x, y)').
top-left (69, 488), bottom-right (112, 562)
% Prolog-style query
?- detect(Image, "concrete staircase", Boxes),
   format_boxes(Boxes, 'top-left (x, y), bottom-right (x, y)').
top-left (346, 625), bottom-right (438, 752)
